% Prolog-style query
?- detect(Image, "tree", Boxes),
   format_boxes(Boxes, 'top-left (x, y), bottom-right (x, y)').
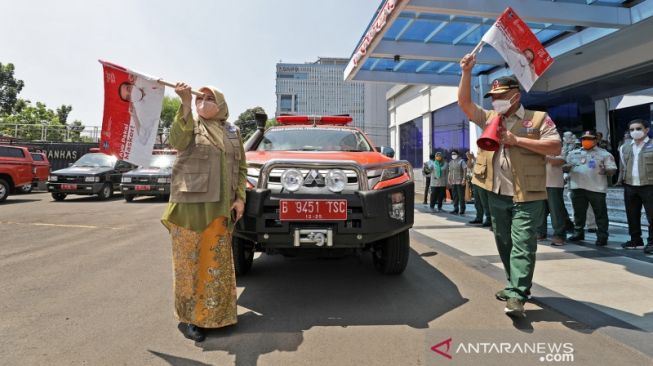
top-left (235, 106), bottom-right (266, 139)
top-left (265, 118), bottom-right (279, 129)
top-left (0, 101), bottom-right (85, 142)
top-left (56, 105), bottom-right (73, 124)
top-left (0, 62), bottom-right (25, 115)
top-left (160, 95), bottom-right (181, 129)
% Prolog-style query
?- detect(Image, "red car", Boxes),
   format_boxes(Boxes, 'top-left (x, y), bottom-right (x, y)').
top-left (19, 152), bottom-right (51, 193)
top-left (0, 145), bottom-right (35, 202)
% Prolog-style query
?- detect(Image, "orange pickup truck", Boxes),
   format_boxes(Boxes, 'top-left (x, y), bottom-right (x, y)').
top-left (0, 145), bottom-right (35, 202)
top-left (233, 115), bottom-right (414, 276)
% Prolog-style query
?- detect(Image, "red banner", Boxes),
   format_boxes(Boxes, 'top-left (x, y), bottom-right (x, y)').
top-left (99, 60), bottom-right (164, 166)
top-left (482, 7), bottom-right (554, 91)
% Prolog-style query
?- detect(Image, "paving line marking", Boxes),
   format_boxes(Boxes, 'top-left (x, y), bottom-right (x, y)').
top-left (0, 221), bottom-right (123, 230)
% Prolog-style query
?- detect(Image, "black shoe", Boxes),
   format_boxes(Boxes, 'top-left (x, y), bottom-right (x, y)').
top-left (183, 324), bottom-right (206, 342)
top-left (482, 221), bottom-right (492, 227)
top-left (504, 298), bottom-right (525, 318)
top-left (459, 211), bottom-right (466, 216)
top-left (537, 234), bottom-right (547, 241)
top-left (422, 201), bottom-right (427, 205)
top-left (621, 240), bottom-right (644, 249)
top-left (568, 233), bottom-right (585, 242)
top-left (469, 219), bottom-right (483, 224)
top-left (449, 210), bottom-right (459, 214)
top-left (595, 238), bottom-right (608, 247)
top-left (644, 245), bottom-right (653, 254)
top-left (588, 228), bottom-right (597, 233)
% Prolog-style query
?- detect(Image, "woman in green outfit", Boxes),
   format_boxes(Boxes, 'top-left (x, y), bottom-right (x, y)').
top-left (162, 82), bottom-right (247, 342)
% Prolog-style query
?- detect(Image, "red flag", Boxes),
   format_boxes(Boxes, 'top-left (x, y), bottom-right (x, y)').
top-left (481, 7), bottom-right (554, 92)
top-left (99, 60), bottom-right (164, 166)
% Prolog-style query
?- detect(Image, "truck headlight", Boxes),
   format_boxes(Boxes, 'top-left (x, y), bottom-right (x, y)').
top-left (389, 191), bottom-right (405, 221)
top-left (122, 177), bottom-right (132, 183)
top-left (84, 176), bottom-right (99, 183)
top-left (280, 169), bottom-right (302, 192)
top-left (157, 177), bottom-right (170, 183)
top-left (49, 175), bottom-right (58, 182)
top-left (326, 169), bottom-right (346, 193)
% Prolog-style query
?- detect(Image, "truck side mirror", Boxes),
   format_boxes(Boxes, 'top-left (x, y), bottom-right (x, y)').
top-left (377, 146), bottom-right (395, 158)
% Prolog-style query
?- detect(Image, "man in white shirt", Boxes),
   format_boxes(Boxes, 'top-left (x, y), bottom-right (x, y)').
top-left (618, 119), bottom-right (653, 254)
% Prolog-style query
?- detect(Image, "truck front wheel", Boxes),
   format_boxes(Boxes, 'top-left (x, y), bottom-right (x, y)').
top-left (233, 236), bottom-right (255, 276)
top-left (373, 230), bottom-right (410, 275)
top-left (51, 193), bottom-right (67, 201)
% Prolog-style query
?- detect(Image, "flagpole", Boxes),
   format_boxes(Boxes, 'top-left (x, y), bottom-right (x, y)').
top-left (157, 79), bottom-right (205, 97)
top-left (471, 41), bottom-right (485, 56)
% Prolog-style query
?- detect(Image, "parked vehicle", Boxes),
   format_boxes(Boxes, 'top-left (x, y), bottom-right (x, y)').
top-left (47, 153), bottom-right (137, 201)
top-left (234, 115), bottom-right (414, 275)
top-left (121, 150), bottom-right (177, 202)
top-left (0, 145), bottom-right (35, 202)
top-left (20, 152), bottom-right (51, 193)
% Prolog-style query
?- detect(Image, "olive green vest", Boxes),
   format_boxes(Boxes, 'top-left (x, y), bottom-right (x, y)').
top-left (471, 109), bottom-right (548, 202)
top-left (170, 121), bottom-right (241, 203)
top-left (621, 140), bottom-right (653, 186)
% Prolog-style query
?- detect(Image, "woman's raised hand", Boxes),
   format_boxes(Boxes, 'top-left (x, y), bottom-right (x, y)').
top-left (175, 82), bottom-right (193, 106)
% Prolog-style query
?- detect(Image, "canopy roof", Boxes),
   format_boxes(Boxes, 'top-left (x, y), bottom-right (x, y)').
top-left (345, 0), bottom-right (653, 98)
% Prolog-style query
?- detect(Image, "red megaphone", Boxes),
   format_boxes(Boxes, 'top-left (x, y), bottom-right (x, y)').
top-left (477, 115), bottom-right (502, 151)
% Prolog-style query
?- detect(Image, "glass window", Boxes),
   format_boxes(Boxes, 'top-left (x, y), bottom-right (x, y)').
top-left (280, 94), bottom-right (293, 113)
top-left (0, 146), bottom-right (25, 158)
top-left (30, 153), bottom-right (44, 161)
top-left (73, 153), bottom-right (117, 168)
top-left (432, 103), bottom-right (470, 154)
top-left (399, 118), bottom-right (423, 168)
top-left (255, 127), bottom-right (373, 152)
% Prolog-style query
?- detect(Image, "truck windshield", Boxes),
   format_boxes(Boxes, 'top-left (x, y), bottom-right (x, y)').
top-left (148, 155), bottom-right (176, 169)
top-left (256, 128), bottom-right (373, 152)
top-left (73, 153), bottom-right (117, 168)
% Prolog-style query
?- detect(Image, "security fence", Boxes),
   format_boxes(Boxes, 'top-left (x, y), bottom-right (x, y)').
top-left (0, 123), bottom-right (170, 145)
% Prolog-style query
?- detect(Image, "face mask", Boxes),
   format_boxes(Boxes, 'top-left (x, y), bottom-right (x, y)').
top-left (451, 154), bottom-right (458, 159)
top-left (581, 140), bottom-right (596, 150)
top-left (130, 87), bottom-right (144, 102)
top-left (629, 130), bottom-right (646, 140)
top-left (197, 100), bottom-right (219, 119)
top-left (491, 94), bottom-right (517, 115)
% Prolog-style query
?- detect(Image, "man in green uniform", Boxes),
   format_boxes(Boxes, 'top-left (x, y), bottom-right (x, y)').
top-left (457, 53), bottom-right (562, 317)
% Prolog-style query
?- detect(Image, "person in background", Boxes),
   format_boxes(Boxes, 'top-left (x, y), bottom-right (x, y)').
top-left (596, 131), bottom-right (610, 151)
top-left (448, 149), bottom-right (467, 215)
top-left (565, 130), bottom-right (617, 247)
top-left (618, 119), bottom-right (653, 254)
top-left (422, 153), bottom-right (434, 205)
top-left (429, 151), bottom-right (448, 212)
top-left (537, 152), bottom-right (570, 246)
top-left (467, 151), bottom-right (493, 227)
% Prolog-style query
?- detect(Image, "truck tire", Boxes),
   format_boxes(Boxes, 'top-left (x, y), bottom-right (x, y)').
top-left (97, 183), bottom-right (112, 200)
top-left (233, 236), bottom-right (255, 276)
top-left (124, 194), bottom-right (134, 202)
top-left (19, 185), bottom-right (33, 194)
top-left (0, 178), bottom-right (10, 202)
top-left (372, 229), bottom-right (410, 275)
top-left (52, 193), bottom-right (67, 201)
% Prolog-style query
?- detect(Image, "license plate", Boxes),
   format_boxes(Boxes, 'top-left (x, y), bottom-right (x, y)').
top-left (135, 185), bottom-right (151, 191)
top-left (61, 184), bottom-right (77, 190)
top-left (279, 199), bottom-right (347, 221)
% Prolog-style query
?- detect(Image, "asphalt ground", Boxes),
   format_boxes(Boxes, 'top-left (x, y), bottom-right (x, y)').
top-left (1, 192), bottom-right (651, 366)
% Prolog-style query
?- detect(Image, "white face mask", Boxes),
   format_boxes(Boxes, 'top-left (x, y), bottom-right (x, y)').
top-left (630, 130), bottom-right (646, 140)
top-left (492, 94), bottom-right (517, 115)
top-left (451, 154), bottom-right (458, 159)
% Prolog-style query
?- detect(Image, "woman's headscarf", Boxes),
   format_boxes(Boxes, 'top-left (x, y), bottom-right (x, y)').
top-left (434, 151), bottom-right (444, 178)
top-left (197, 86), bottom-right (230, 151)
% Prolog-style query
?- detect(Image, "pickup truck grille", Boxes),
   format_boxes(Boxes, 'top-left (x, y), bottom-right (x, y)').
top-left (59, 175), bottom-right (88, 183)
top-left (129, 176), bottom-right (160, 184)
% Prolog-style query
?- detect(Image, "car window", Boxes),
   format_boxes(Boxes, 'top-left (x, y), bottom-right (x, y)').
top-left (148, 155), bottom-right (176, 168)
top-left (0, 146), bottom-right (25, 158)
top-left (255, 128), bottom-right (373, 152)
top-left (72, 153), bottom-right (117, 168)
top-left (31, 153), bottom-right (44, 161)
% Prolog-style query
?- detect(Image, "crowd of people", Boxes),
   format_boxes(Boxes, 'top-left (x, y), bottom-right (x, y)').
top-left (422, 121), bottom-right (652, 254)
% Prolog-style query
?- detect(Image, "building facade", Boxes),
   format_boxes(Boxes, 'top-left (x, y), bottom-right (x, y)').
top-left (275, 57), bottom-right (391, 146)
